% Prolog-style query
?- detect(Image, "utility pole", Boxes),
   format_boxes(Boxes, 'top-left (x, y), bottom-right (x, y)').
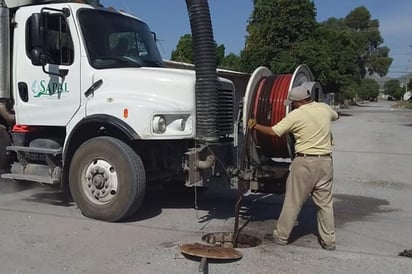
top-left (402, 45), bottom-right (412, 101)
top-left (406, 45), bottom-right (412, 94)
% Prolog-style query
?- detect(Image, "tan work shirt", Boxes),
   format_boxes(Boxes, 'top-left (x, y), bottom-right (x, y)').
top-left (272, 102), bottom-right (339, 154)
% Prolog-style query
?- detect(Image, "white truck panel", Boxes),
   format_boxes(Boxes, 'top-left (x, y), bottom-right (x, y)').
top-left (86, 67), bottom-right (197, 139)
top-left (13, 4), bottom-right (82, 126)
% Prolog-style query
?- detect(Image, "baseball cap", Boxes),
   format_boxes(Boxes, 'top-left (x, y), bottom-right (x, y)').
top-left (285, 86), bottom-right (311, 105)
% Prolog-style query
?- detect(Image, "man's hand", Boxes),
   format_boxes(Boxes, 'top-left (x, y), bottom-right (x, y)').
top-left (248, 118), bottom-right (257, 129)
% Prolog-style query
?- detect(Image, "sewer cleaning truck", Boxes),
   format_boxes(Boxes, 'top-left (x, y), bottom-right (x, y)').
top-left (0, 0), bottom-right (321, 221)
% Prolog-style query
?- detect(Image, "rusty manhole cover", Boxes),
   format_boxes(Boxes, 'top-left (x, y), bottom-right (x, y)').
top-left (180, 232), bottom-right (261, 271)
top-left (180, 242), bottom-right (242, 272)
top-left (202, 232), bottom-right (262, 248)
top-left (180, 243), bottom-right (242, 260)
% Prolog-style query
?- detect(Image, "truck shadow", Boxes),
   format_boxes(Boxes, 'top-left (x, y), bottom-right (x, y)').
top-left (22, 189), bottom-right (74, 207)
top-left (7, 179), bottom-right (398, 234)
top-left (128, 184), bottom-right (240, 222)
top-left (0, 179), bottom-right (74, 207)
top-left (0, 179), bottom-right (36, 194)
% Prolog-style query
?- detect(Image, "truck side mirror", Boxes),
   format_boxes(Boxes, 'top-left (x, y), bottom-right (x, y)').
top-left (62, 8), bottom-right (71, 18)
top-left (31, 48), bottom-right (48, 66)
top-left (30, 13), bottom-right (48, 66)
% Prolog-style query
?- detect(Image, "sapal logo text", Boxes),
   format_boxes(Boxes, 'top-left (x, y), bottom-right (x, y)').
top-left (31, 80), bottom-right (69, 98)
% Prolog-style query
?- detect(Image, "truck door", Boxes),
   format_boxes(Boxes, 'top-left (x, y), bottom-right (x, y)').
top-left (14, 6), bottom-right (81, 126)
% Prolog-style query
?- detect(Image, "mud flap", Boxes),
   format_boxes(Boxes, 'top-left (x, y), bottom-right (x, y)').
top-left (0, 125), bottom-right (11, 173)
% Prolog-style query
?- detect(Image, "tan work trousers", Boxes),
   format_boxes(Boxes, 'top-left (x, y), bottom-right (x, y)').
top-left (276, 156), bottom-right (335, 245)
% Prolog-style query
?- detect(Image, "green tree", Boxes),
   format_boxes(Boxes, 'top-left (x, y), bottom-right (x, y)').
top-left (240, 0), bottom-right (317, 73)
top-left (384, 79), bottom-right (403, 100)
top-left (170, 34), bottom-right (193, 63)
top-left (298, 19), bottom-right (360, 94)
top-left (407, 78), bottom-right (412, 91)
top-left (170, 34), bottom-right (225, 65)
top-left (343, 6), bottom-right (392, 77)
top-left (220, 53), bottom-right (242, 71)
top-left (216, 44), bottom-right (226, 66)
top-left (342, 85), bottom-right (358, 101)
top-left (357, 78), bottom-right (379, 100)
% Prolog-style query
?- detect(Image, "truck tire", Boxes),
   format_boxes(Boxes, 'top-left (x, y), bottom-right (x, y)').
top-left (69, 136), bottom-right (146, 222)
top-left (0, 125), bottom-right (11, 173)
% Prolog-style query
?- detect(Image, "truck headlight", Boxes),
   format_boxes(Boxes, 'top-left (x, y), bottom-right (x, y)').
top-left (179, 118), bottom-right (186, 131)
top-left (153, 115), bottom-right (166, 134)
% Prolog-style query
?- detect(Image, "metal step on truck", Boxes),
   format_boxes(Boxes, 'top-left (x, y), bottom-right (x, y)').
top-left (0, 0), bottom-right (322, 222)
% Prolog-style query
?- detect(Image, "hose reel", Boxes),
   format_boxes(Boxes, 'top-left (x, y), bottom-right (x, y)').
top-left (243, 65), bottom-right (320, 159)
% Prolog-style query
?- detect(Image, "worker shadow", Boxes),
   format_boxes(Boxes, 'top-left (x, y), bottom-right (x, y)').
top-left (332, 193), bottom-right (396, 227)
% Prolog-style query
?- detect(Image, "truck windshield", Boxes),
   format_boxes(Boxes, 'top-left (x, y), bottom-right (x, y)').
top-left (78, 9), bottom-right (163, 69)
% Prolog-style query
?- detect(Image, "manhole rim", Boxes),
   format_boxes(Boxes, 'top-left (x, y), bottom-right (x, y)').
top-left (201, 231), bottom-right (262, 248)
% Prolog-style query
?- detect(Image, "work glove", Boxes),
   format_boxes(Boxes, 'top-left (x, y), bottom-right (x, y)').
top-left (248, 118), bottom-right (257, 129)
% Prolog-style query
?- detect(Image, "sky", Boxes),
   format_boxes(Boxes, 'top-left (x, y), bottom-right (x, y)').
top-left (100, 0), bottom-right (412, 79)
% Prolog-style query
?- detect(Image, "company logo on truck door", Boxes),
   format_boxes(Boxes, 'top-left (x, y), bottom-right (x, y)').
top-left (31, 80), bottom-right (69, 98)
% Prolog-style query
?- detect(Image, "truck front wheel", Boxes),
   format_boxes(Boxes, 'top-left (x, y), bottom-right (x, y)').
top-left (69, 136), bottom-right (146, 221)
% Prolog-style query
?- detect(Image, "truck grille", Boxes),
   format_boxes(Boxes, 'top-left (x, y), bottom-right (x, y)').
top-left (217, 83), bottom-right (234, 136)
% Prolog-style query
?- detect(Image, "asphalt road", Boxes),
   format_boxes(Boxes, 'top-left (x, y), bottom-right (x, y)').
top-left (1, 100), bottom-right (411, 274)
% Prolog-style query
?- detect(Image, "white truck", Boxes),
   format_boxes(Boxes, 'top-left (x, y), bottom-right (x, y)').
top-left (0, 0), bottom-right (242, 221)
top-left (0, 0), bottom-right (320, 222)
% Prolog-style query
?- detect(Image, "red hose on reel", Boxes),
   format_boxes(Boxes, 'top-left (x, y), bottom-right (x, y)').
top-left (243, 65), bottom-right (315, 160)
top-left (252, 74), bottom-right (292, 158)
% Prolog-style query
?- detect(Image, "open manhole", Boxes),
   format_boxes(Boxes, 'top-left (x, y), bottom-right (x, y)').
top-left (202, 232), bottom-right (262, 248)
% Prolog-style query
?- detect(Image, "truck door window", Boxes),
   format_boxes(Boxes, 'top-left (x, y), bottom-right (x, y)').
top-left (26, 14), bottom-right (74, 65)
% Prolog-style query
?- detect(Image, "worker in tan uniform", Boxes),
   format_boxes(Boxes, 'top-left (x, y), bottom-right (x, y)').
top-left (248, 85), bottom-right (339, 251)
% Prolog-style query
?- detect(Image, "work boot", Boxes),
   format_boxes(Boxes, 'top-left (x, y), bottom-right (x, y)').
top-left (264, 230), bottom-right (288, 246)
top-left (320, 241), bottom-right (336, 251)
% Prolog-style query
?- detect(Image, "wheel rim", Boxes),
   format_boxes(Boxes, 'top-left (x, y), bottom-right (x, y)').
top-left (81, 159), bottom-right (118, 206)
